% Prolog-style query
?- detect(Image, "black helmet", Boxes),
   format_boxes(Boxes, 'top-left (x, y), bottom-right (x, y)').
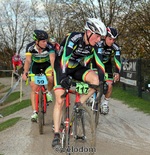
top-left (106, 27), bottom-right (118, 39)
top-left (33, 30), bottom-right (48, 41)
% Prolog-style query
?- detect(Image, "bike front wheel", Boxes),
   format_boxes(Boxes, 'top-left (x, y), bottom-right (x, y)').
top-left (68, 104), bottom-right (96, 155)
top-left (38, 89), bottom-right (44, 134)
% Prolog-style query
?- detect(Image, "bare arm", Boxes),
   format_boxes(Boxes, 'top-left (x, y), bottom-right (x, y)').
top-left (49, 52), bottom-right (55, 69)
top-left (22, 55), bottom-right (32, 81)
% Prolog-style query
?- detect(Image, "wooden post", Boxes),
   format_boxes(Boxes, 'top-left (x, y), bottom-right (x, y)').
top-left (20, 74), bottom-right (22, 102)
top-left (137, 58), bottom-right (142, 98)
top-left (11, 71), bottom-right (14, 87)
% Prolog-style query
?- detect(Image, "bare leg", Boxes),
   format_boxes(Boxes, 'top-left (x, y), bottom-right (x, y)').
top-left (30, 81), bottom-right (38, 111)
top-left (53, 89), bottom-right (65, 133)
top-left (80, 71), bottom-right (99, 104)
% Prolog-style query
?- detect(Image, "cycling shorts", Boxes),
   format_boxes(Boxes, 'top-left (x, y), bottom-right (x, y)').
top-left (54, 60), bottom-right (92, 90)
top-left (29, 61), bottom-right (52, 81)
top-left (92, 62), bottom-right (113, 82)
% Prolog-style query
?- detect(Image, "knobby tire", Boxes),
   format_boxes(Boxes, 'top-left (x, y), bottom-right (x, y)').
top-left (94, 92), bottom-right (101, 128)
top-left (38, 89), bottom-right (44, 134)
top-left (66, 104), bottom-right (96, 155)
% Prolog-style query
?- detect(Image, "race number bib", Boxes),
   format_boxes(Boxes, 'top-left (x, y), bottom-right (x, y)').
top-left (34, 75), bottom-right (48, 85)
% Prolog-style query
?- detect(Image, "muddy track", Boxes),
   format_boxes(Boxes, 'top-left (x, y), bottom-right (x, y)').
top-left (0, 77), bottom-right (150, 155)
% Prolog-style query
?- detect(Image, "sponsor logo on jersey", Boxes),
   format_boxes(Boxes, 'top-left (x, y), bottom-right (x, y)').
top-left (115, 51), bottom-right (120, 56)
top-left (98, 48), bottom-right (102, 54)
top-left (71, 34), bottom-right (82, 42)
top-left (68, 41), bottom-right (74, 48)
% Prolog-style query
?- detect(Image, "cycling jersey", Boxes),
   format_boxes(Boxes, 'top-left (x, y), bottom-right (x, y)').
top-left (53, 42), bottom-right (60, 52)
top-left (12, 55), bottom-right (22, 67)
top-left (25, 41), bottom-right (55, 63)
top-left (56, 32), bottom-right (105, 82)
top-left (100, 39), bottom-right (121, 74)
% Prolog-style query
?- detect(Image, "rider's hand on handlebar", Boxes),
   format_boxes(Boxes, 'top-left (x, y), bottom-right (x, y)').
top-left (113, 73), bottom-right (120, 83)
top-left (60, 76), bottom-right (72, 89)
top-left (22, 72), bottom-right (28, 81)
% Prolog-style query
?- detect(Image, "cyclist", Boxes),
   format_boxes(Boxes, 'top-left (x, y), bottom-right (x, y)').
top-left (95, 27), bottom-right (121, 114)
top-left (49, 36), bottom-right (60, 52)
top-left (52, 18), bottom-right (107, 147)
top-left (22, 30), bottom-right (55, 122)
top-left (12, 53), bottom-right (23, 80)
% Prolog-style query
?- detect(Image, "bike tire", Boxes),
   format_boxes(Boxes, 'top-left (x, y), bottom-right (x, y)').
top-left (65, 126), bottom-right (71, 155)
top-left (94, 100), bottom-right (100, 128)
top-left (38, 89), bottom-right (44, 134)
top-left (68, 104), bottom-right (96, 155)
top-left (93, 92), bottom-right (102, 128)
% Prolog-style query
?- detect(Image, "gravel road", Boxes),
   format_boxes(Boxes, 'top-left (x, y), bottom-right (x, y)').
top-left (0, 77), bottom-right (150, 155)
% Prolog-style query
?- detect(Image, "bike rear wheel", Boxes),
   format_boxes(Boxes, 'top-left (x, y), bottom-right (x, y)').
top-left (38, 89), bottom-right (44, 134)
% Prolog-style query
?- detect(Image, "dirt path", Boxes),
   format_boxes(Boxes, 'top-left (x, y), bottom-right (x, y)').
top-left (0, 77), bottom-right (150, 155)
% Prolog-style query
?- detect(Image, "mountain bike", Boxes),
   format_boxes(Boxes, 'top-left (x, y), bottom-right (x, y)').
top-left (29, 70), bottom-right (49, 134)
top-left (61, 80), bottom-right (99, 155)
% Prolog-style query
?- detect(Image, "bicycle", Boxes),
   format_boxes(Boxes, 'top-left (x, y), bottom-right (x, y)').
top-left (60, 80), bottom-right (99, 155)
top-left (28, 69), bottom-right (49, 134)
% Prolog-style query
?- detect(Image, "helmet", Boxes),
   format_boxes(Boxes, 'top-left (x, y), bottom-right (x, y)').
top-left (85, 18), bottom-right (107, 36)
top-left (50, 37), bottom-right (56, 43)
top-left (14, 54), bottom-right (20, 61)
top-left (106, 27), bottom-right (118, 39)
top-left (33, 30), bottom-right (48, 41)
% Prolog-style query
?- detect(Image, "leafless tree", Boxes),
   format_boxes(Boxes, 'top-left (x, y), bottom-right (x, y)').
top-left (0, 0), bottom-right (149, 70)
top-left (0, 0), bottom-right (35, 68)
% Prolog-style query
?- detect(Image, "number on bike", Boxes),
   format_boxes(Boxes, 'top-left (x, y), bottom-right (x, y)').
top-left (76, 82), bottom-right (89, 94)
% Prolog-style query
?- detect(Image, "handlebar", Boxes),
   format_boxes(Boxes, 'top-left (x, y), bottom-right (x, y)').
top-left (61, 80), bottom-right (103, 98)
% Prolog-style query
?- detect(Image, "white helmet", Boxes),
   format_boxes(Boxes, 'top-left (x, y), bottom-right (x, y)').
top-left (85, 18), bottom-right (107, 36)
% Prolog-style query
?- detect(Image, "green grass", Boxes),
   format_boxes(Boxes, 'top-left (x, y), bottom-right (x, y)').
top-left (2, 91), bottom-right (21, 105)
top-left (0, 82), bottom-right (10, 93)
top-left (0, 81), bottom-right (31, 132)
top-left (0, 99), bottom-right (30, 132)
top-left (0, 99), bottom-right (30, 117)
top-left (112, 86), bottom-right (150, 114)
top-left (0, 117), bottom-right (21, 132)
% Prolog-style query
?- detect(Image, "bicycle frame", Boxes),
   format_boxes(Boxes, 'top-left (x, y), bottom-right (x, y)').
top-left (28, 71), bottom-right (49, 134)
top-left (65, 89), bottom-right (80, 130)
top-left (62, 81), bottom-right (97, 150)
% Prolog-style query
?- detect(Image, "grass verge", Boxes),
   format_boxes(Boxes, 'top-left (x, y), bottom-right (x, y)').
top-left (2, 91), bottom-right (21, 105)
top-left (112, 86), bottom-right (150, 114)
top-left (0, 99), bottom-right (30, 132)
top-left (0, 99), bottom-right (30, 117)
top-left (0, 117), bottom-right (21, 132)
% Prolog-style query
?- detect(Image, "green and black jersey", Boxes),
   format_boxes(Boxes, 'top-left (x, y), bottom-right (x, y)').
top-left (25, 41), bottom-right (55, 63)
